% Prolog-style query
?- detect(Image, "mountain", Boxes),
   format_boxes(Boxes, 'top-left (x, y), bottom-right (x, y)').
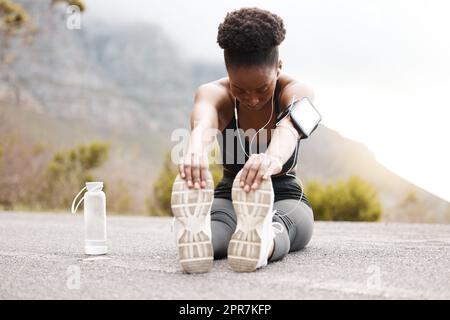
top-left (1, 0), bottom-right (448, 221)
top-left (301, 126), bottom-right (450, 222)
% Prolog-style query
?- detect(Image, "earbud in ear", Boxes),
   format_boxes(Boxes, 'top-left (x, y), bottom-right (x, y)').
top-left (277, 61), bottom-right (282, 78)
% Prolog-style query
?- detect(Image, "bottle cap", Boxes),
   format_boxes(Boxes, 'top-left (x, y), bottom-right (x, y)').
top-left (71, 182), bottom-right (104, 214)
top-left (86, 182), bottom-right (103, 192)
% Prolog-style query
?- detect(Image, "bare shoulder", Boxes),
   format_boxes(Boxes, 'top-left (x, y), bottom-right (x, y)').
top-left (278, 75), bottom-right (315, 111)
top-left (196, 78), bottom-right (233, 105)
top-left (195, 78), bottom-right (234, 130)
top-left (210, 77), bottom-right (234, 101)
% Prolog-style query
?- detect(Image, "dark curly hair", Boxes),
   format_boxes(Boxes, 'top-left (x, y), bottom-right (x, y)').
top-left (217, 7), bottom-right (286, 69)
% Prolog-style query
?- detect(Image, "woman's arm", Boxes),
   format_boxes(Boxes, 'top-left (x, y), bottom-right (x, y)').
top-left (266, 81), bottom-right (315, 167)
top-left (179, 83), bottom-right (224, 189)
top-left (239, 82), bottom-right (315, 192)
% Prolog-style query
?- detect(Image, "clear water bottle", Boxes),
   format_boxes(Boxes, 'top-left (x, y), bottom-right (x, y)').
top-left (71, 182), bottom-right (107, 255)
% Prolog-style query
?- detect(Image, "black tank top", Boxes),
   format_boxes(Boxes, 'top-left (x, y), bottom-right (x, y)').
top-left (214, 80), bottom-right (311, 207)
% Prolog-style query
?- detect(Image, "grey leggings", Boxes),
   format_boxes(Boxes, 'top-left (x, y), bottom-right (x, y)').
top-left (210, 197), bottom-right (314, 262)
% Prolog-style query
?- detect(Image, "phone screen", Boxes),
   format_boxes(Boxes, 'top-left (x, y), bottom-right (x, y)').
top-left (291, 97), bottom-right (321, 136)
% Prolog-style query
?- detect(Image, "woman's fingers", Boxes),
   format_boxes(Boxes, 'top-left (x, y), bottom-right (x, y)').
top-left (247, 162), bottom-right (261, 191)
top-left (254, 157), bottom-right (271, 188)
top-left (199, 154), bottom-right (209, 188)
top-left (179, 152), bottom-right (210, 189)
top-left (183, 154), bottom-right (193, 188)
top-left (239, 154), bottom-right (284, 192)
top-left (242, 155), bottom-right (261, 192)
top-left (178, 161), bottom-right (185, 179)
top-left (239, 155), bottom-right (252, 190)
top-left (183, 152), bottom-right (280, 192)
top-left (191, 153), bottom-right (201, 189)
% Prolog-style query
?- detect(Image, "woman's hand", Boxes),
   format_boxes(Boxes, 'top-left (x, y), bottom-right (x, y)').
top-left (178, 152), bottom-right (210, 189)
top-left (239, 153), bottom-right (283, 192)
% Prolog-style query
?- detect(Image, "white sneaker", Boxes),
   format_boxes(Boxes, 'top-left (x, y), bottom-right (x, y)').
top-left (170, 174), bottom-right (214, 273)
top-left (228, 171), bottom-right (281, 272)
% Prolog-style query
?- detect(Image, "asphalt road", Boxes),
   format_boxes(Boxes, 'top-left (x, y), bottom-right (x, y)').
top-left (0, 212), bottom-right (449, 300)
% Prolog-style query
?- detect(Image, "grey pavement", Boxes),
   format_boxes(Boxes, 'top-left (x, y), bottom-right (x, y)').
top-left (0, 212), bottom-right (449, 300)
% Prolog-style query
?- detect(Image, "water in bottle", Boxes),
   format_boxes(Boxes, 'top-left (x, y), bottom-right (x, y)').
top-left (71, 182), bottom-right (107, 255)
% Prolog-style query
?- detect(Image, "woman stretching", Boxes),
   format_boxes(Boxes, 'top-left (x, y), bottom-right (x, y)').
top-left (171, 7), bottom-right (315, 273)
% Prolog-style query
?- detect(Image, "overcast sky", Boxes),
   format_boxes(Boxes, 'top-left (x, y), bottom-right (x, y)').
top-left (85, 0), bottom-right (450, 201)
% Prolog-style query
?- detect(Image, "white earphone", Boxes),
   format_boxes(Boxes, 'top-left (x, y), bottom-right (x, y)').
top-left (234, 84), bottom-right (305, 217)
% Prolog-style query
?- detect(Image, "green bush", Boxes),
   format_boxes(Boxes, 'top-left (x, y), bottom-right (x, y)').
top-left (305, 175), bottom-right (382, 221)
top-left (39, 141), bottom-right (110, 209)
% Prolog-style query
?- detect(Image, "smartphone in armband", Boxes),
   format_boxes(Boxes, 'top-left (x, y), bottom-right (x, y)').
top-left (276, 97), bottom-right (322, 139)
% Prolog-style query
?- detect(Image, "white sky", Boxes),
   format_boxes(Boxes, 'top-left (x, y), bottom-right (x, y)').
top-left (85, 0), bottom-right (450, 201)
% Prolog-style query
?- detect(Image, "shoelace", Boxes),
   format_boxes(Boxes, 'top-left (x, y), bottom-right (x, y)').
top-left (271, 221), bottom-right (284, 235)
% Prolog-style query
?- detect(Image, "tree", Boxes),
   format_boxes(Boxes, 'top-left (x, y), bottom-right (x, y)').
top-left (0, 0), bottom-right (30, 68)
top-left (305, 175), bottom-right (382, 221)
top-left (0, 0), bottom-right (29, 30)
top-left (0, 0), bottom-right (86, 104)
top-left (51, 0), bottom-right (85, 12)
top-left (0, 0), bottom-right (86, 46)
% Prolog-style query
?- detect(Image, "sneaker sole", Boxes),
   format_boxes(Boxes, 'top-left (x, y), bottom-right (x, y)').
top-left (228, 171), bottom-right (274, 272)
top-left (171, 174), bottom-right (214, 273)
